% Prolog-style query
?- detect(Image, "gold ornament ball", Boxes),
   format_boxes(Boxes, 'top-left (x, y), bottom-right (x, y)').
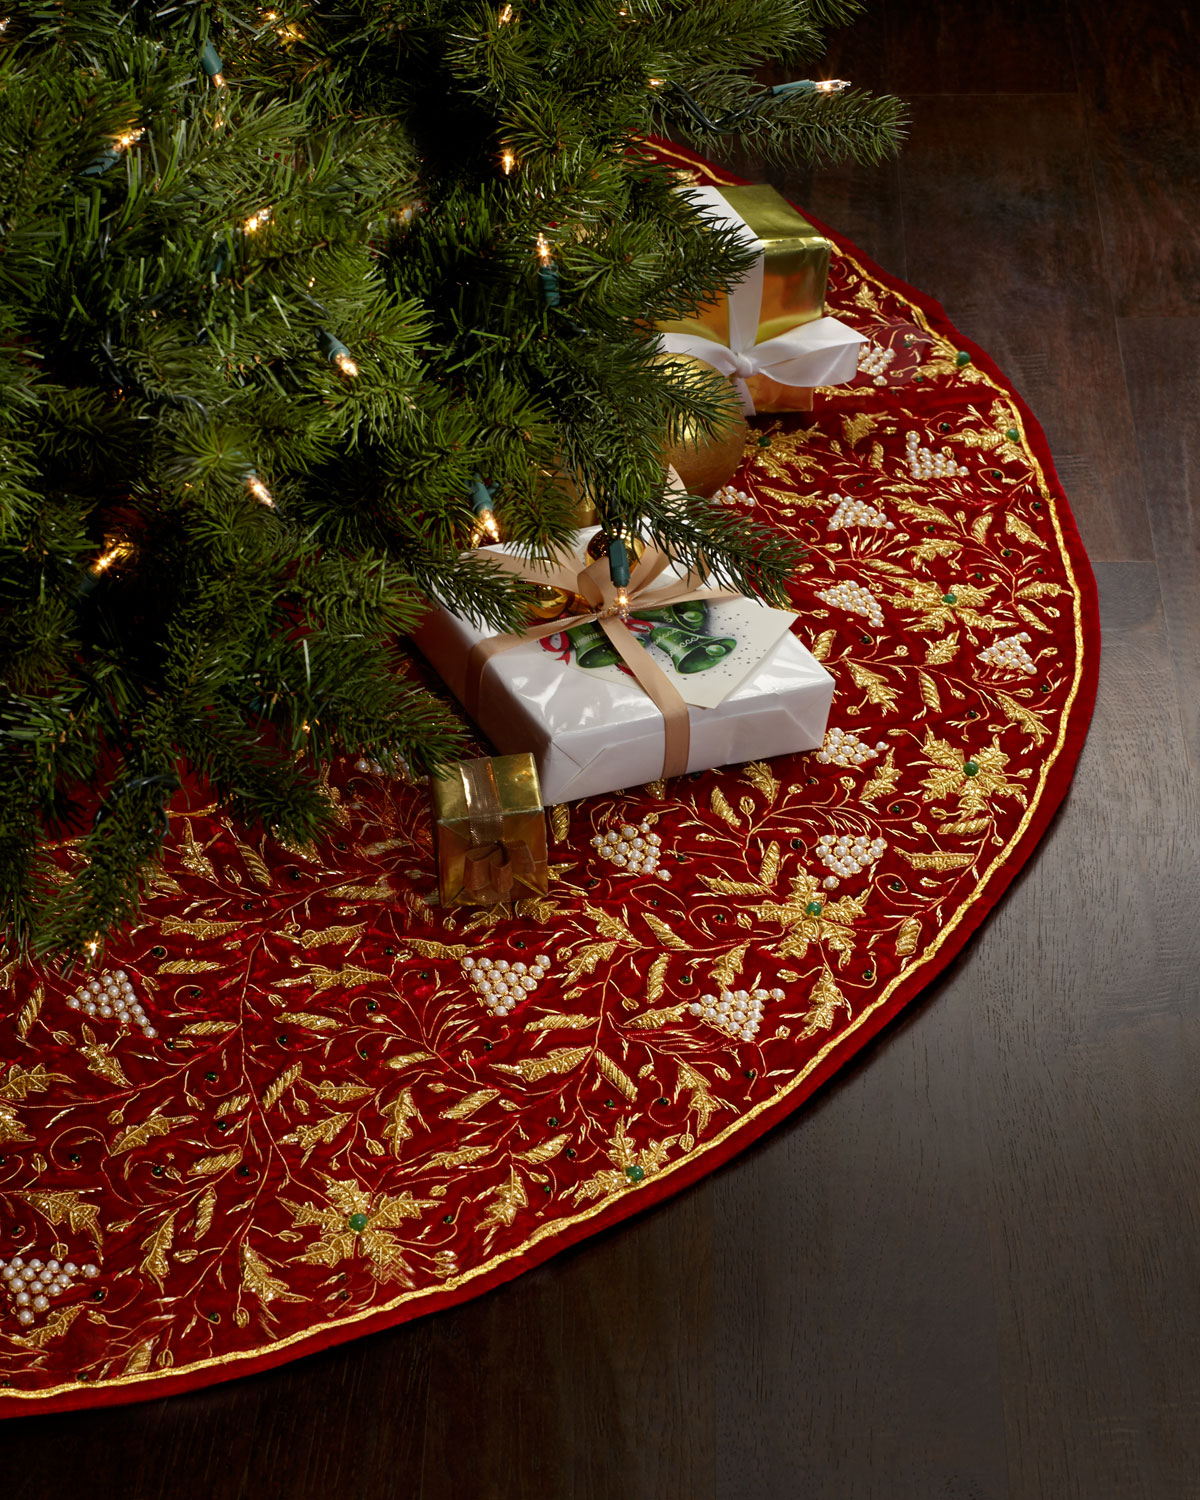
top-left (653, 352), bottom-right (749, 497)
top-left (585, 530), bottom-right (646, 566)
top-left (524, 584), bottom-right (573, 622)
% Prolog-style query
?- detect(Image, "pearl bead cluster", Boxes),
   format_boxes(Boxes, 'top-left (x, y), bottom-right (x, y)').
top-left (815, 726), bottom-right (888, 767)
top-left (827, 493), bottom-right (895, 532)
top-left (978, 632), bottom-right (1036, 676)
top-left (1, 1256), bottom-right (98, 1327)
top-left (714, 484), bottom-right (755, 508)
top-left (815, 580), bottom-right (884, 630)
top-left (858, 341), bottom-right (896, 385)
top-left (591, 822), bottom-right (668, 880)
top-left (816, 830), bottom-right (887, 888)
top-left (65, 969), bottom-right (155, 1039)
top-left (354, 755), bottom-right (385, 775)
top-left (461, 953), bottom-right (551, 1019)
top-left (906, 430), bottom-right (969, 480)
top-left (688, 986), bottom-right (784, 1043)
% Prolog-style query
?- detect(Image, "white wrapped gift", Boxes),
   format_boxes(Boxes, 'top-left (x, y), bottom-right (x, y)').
top-left (413, 531), bottom-right (834, 805)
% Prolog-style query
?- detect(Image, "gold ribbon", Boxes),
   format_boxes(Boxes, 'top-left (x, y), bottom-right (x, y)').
top-left (465, 544), bottom-right (736, 782)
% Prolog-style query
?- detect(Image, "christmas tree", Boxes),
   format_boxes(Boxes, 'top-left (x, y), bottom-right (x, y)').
top-left (0, 1), bottom-right (903, 960)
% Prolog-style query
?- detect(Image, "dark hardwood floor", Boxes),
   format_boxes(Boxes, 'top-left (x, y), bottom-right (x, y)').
top-left (5, 3), bottom-right (1198, 1496)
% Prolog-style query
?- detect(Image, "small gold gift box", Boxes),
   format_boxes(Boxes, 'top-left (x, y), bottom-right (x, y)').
top-left (430, 753), bottom-right (549, 907)
top-left (658, 184), bottom-right (832, 413)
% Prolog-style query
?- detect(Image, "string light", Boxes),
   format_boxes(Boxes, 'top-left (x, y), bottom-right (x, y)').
top-left (607, 535), bottom-right (632, 617)
top-left (770, 78), bottom-right (851, 97)
top-left (500, 148), bottom-right (516, 175)
top-left (85, 937), bottom-right (100, 960)
top-left (498, 3), bottom-right (513, 20)
top-left (243, 206), bottom-right (272, 234)
top-left (469, 474), bottom-right (501, 542)
top-left (115, 128), bottom-right (144, 151)
top-left (245, 474), bottom-right (275, 507)
top-left (89, 539), bottom-right (134, 577)
top-left (199, 38), bottom-right (225, 88)
top-left (648, 77), bottom-right (663, 88)
top-left (316, 329), bottom-right (359, 377)
top-left (535, 233), bottom-right (561, 307)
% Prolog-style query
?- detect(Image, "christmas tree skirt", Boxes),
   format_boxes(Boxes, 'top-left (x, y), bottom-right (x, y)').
top-left (0, 145), bottom-right (1099, 1415)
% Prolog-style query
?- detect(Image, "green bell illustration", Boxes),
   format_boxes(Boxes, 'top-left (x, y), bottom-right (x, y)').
top-left (647, 625), bottom-right (738, 674)
top-left (565, 620), bottom-right (621, 669)
top-left (634, 600), bottom-right (709, 633)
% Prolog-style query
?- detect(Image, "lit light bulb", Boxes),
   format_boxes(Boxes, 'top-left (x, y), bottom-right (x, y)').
top-left (89, 539), bottom-right (134, 576)
top-left (212, 71), bottom-right (226, 88)
top-left (333, 351), bottom-right (358, 378)
top-left (815, 79), bottom-right (850, 93)
top-left (115, 129), bottom-right (144, 151)
top-left (498, 3), bottom-right (513, 19)
top-left (535, 232), bottom-right (552, 265)
top-left (478, 508), bottom-right (501, 541)
top-left (85, 937), bottom-right (100, 959)
top-left (246, 475), bottom-right (274, 507)
top-left (648, 77), bottom-right (663, 88)
top-left (243, 207), bottom-right (271, 234)
top-left (616, 586), bottom-right (630, 617)
top-left (501, 149), bottom-right (516, 175)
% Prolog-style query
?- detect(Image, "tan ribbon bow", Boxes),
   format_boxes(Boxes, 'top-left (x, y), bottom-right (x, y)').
top-left (465, 543), bottom-right (736, 782)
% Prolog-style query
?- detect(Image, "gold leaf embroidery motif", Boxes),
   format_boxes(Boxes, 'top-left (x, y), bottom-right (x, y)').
top-left (15, 984), bottom-right (44, 1041)
top-left (439, 1089), bottom-right (501, 1119)
top-left (188, 1150), bottom-right (244, 1177)
top-left (644, 953), bottom-right (670, 1004)
top-left (493, 1046), bottom-right (590, 1083)
top-left (847, 661), bottom-right (899, 709)
top-left (895, 917), bottom-right (921, 956)
top-left (139, 1212), bottom-right (177, 1287)
top-left (799, 969), bottom-right (852, 1038)
top-left (595, 1051), bottom-right (637, 1101)
top-left (710, 788), bottom-right (742, 828)
top-left (524, 1013), bottom-right (593, 1031)
top-left (515, 1133), bottom-right (571, 1164)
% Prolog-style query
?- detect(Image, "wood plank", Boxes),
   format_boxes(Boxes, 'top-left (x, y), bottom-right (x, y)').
top-left (1117, 320), bottom-right (1200, 771)
top-left (896, 93), bottom-right (1153, 564)
top-left (974, 561), bottom-right (1200, 1498)
top-left (417, 1184), bottom-right (714, 1500)
top-left (1069, 2), bottom-right (1200, 317)
top-left (886, 0), bottom-right (1078, 94)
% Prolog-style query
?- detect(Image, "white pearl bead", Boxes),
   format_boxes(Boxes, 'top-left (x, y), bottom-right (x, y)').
top-left (32, 1295), bottom-right (48, 1311)
top-left (494, 959), bottom-right (509, 972)
top-left (83, 1264), bottom-right (99, 1278)
top-left (689, 1003), bottom-right (702, 1016)
top-left (462, 956), bottom-right (475, 970)
top-left (16, 1309), bottom-right (33, 1326)
top-left (15, 1291), bottom-right (30, 1306)
top-left (534, 955), bottom-right (550, 967)
top-left (63, 1263), bottom-right (77, 1275)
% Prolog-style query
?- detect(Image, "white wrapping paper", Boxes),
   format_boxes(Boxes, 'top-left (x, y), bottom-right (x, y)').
top-left (413, 534), bottom-right (835, 805)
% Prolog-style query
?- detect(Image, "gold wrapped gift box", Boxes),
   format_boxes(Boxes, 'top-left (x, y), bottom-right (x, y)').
top-left (657, 184), bottom-right (832, 413)
top-left (430, 753), bottom-right (549, 907)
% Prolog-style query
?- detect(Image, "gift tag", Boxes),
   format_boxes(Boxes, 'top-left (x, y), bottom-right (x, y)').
top-left (538, 596), bottom-right (798, 710)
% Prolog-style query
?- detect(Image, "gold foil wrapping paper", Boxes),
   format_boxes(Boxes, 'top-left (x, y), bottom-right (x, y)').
top-left (430, 753), bottom-right (549, 907)
top-left (658, 184), bottom-right (833, 413)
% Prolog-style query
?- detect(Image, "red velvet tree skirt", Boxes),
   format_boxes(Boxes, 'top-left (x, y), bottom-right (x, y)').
top-left (0, 145), bottom-right (1099, 1414)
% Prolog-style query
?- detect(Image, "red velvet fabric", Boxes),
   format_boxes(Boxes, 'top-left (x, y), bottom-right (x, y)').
top-left (0, 142), bottom-right (1099, 1414)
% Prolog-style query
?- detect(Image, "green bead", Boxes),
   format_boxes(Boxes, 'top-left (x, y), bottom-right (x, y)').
top-left (942, 592), bottom-right (957, 604)
top-left (955, 350), bottom-right (971, 366)
top-left (625, 1164), bottom-right (645, 1183)
top-left (806, 901), bottom-right (823, 916)
top-left (347, 1212), bottom-right (369, 1232)
top-left (963, 761), bottom-right (979, 777)
top-left (1006, 427), bottom-right (1020, 442)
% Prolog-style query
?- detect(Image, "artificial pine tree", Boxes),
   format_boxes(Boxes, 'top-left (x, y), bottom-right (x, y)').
top-left (0, 1), bottom-right (903, 961)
